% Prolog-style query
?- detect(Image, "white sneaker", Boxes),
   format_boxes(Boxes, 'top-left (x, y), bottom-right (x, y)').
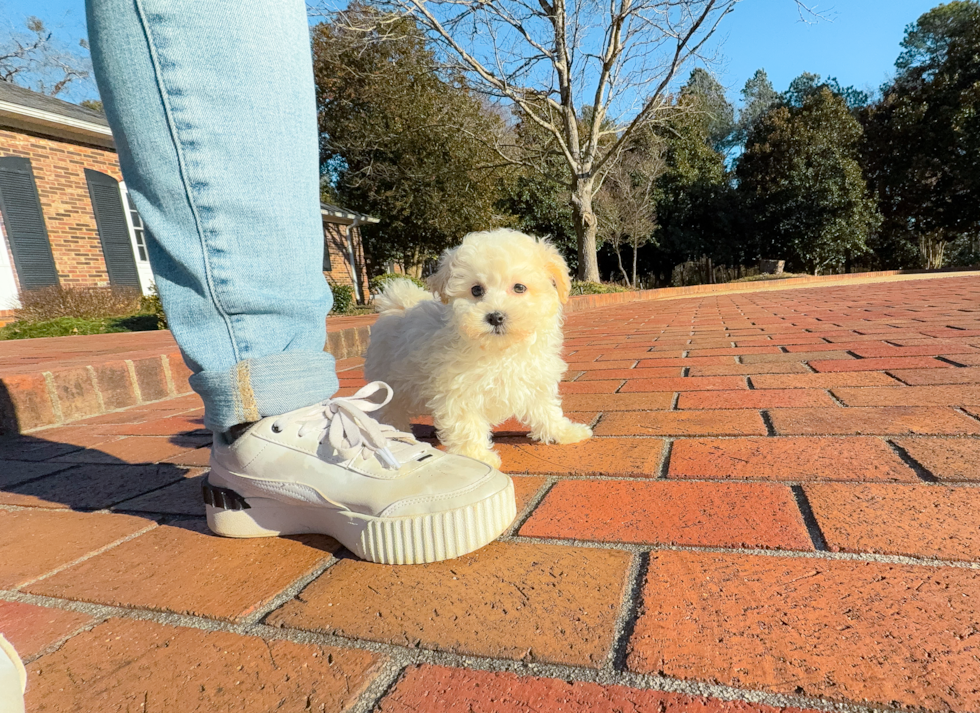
top-left (205, 382), bottom-right (517, 565)
top-left (0, 635), bottom-right (26, 713)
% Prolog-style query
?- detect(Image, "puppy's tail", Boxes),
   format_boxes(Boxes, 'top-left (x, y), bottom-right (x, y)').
top-left (373, 278), bottom-right (435, 316)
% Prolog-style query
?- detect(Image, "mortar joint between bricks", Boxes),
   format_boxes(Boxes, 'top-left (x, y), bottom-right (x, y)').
top-left (125, 360), bottom-right (144, 403)
top-left (886, 439), bottom-right (940, 483)
top-left (656, 439), bottom-right (673, 479)
top-left (760, 410), bottom-right (776, 436)
top-left (85, 365), bottom-right (107, 413)
top-left (346, 660), bottom-right (412, 713)
top-left (41, 371), bottom-right (64, 424)
top-left (791, 485), bottom-right (829, 551)
top-left (954, 405), bottom-right (980, 425)
top-left (607, 550), bottom-right (650, 673)
top-left (504, 476), bottom-right (558, 537)
top-left (937, 355), bottom-right (970, 367)
top-left (245, 555), bottom-right (344, 627)
top-left (160, 354), bottom-right (177, 396)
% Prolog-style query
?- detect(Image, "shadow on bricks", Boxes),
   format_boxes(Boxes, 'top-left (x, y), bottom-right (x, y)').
top-left (0, 380), bottom-right (210, 518)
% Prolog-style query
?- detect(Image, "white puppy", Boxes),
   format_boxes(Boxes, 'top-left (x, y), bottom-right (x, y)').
top-left (364, 228), bottom-right (592, 467)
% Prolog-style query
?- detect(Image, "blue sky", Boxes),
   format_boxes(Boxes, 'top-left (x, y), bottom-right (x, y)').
top-left (2, 0), bottom-right (942, 106)
top-left (709, 0), bottom-right (940, 100)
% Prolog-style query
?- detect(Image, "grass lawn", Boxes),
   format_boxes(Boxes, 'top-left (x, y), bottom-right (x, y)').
top-left (0, 315), bottom-right (162, 340)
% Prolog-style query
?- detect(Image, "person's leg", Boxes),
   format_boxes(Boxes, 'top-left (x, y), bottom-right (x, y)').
top-left (85, 0), bottom-right (517, 564)
top-left (86, 0), bottom-right (337, 433)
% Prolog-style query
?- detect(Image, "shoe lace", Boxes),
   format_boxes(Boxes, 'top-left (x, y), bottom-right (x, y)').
top-left (272, 381), bottom-right (414, 470)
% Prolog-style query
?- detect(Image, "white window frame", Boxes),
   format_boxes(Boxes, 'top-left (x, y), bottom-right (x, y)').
top-left (119, 181), bottom-right (155, 296)
top-left (0, 218), bottom-right (21, 310)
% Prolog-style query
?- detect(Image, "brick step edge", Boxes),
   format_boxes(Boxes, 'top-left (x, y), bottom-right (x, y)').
top-left (1, 325), bottom-right (373, 436)
top-left (1, 352), bottom-right (194, 436)
top-left (563, 267), bottom-right (980, 314)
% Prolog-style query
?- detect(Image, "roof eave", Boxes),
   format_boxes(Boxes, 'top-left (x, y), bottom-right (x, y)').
top-left (320, 207), bottom-right (380, 225)
top-left (0, 100), bottom-right (115, 149)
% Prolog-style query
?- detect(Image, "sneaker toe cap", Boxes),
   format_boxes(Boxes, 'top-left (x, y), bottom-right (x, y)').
top-left (379, 467), bottom-right (513, 518)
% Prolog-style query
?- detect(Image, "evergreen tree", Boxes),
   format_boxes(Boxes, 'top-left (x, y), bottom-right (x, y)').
top-left (737, 88), bottom-right (880, 274)
top-left (732, 69), bottom-right (780, 148)
top-left (680, 68), bottom-right (736, 153)
top-left (652, 94), bottom-right (734, 272)
top-left (861, 1), bottom-right (980, 268)
top-left (312, 5), bottom-right (510, 272)
top-left (782, 72), bottom-right (871, 111)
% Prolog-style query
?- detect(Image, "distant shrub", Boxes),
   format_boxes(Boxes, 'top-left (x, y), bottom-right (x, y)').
top-left (731, 273), bottom-right (804, 283)
top-left (570, 281), bottom-right (630, 295)
top-left (139, 285), bottom-right (167, 329)
top-left (15, 285), bottom-right (142, 322)
top-left (329, 283), bottom-right (356, 315)
top-left (369, 273), bottom-right (428, 295)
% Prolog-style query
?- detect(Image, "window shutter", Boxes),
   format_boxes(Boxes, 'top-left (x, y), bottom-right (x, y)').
top-left (323, 222), bottom-right (333, 271)
top-left (85, 169), bottom-right (140, 288)
top-left (0, 156), bottom-right (59, 290)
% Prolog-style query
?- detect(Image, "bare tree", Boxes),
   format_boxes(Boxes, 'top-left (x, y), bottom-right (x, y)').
top-left (366, 0), bottom-right (820, 281)
top-left (595, 133), bottom-right (664, 286)
top-left (0, 17), bottom-right (92, 98)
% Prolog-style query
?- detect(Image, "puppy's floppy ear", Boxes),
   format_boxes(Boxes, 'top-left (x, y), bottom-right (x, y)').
top-left (541, 241), bottom-right (572, 305)
top-left (427, 246), bottom-right (460, 304)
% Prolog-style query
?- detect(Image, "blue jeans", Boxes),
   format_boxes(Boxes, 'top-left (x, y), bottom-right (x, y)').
top-left (86, 0), bottom-right (338, 432)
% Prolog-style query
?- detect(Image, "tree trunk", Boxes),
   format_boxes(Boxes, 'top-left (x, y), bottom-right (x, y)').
top-left (570, 178), bottom-right (600, 282)
top-left (632, 241), bottom-right (638, 288)
top-left (613, 242), bottom-right (631, 287)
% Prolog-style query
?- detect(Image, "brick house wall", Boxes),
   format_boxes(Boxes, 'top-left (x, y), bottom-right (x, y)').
top-left (323, 219), bottom-right (369, 302)
top-left (0, 84), bottom-right (376, 325)
top-left (0, 128), bottom-right (120, 289)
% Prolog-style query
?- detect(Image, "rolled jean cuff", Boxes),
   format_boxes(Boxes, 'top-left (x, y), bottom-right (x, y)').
top-left (189, 350), bottom-right (338, 432)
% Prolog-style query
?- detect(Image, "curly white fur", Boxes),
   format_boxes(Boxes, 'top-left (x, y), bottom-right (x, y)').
top-left (364, 228), bottom-right (592, 468)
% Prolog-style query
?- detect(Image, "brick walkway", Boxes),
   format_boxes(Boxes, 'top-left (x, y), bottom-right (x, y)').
top-left (2, 274), bottom-right (980, 712)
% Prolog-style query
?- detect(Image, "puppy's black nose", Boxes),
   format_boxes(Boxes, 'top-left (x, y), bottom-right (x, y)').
top-left (485, 311), bottom-right (505, 327)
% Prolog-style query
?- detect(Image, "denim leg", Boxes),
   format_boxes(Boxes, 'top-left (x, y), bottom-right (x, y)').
top-left (86, 0), bottom-right (337, 432)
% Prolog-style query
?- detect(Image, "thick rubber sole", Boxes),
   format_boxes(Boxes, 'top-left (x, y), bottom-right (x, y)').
top-left (204, 477), bottom-right (517, 565)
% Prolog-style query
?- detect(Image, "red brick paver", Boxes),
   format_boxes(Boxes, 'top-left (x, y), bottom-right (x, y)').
top-left (26, 618), bottom-right (382, 712)
top-left (0, 509), bottom-right (150, 589)
top-left (895, 438), bottom-right (980, 481)
top-left (521, 480), bottom-right (812, 549)
top-left (3, 273), bottom-right (980, 713)
top-left (668, 437), bottom-right (915, 481)
top-left (376, 665), bottom-right (819, 713)
top-left (26, 520), bottom-right (338, 622)
top-left (804, 482), bottom-right (980, 561)
top-left (269, 541), bottom-right (631, 668)
top-left (627, 551), bottom-right (980, 712)
top-left (0, 601), bottom-right (93, 659)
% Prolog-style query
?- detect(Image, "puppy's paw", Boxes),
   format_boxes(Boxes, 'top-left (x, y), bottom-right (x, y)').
top-left (534, 420), bottom-right (592, 445)
top-left (449, 444), bottom-right (503, 469)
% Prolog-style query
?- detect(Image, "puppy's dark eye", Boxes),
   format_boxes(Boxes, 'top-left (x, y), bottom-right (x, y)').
top-left (471, 285), bottom-right (484, 298)
top-left (513, 284), bottom-right (527, 294)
